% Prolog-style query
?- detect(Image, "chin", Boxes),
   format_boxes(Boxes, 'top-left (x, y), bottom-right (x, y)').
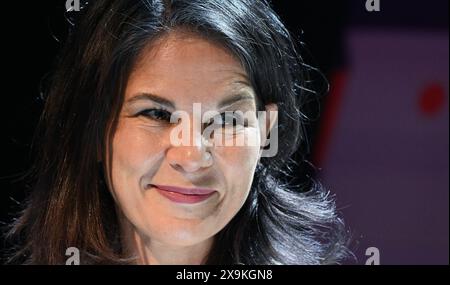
top-left (155, 225), bottom-right (215, 247)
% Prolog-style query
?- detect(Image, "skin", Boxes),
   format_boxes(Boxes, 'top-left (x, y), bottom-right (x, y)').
top-left (109, 31), bottom-right (277, 264)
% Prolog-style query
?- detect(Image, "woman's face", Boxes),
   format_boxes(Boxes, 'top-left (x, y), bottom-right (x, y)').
top-left (109, 32), bottom-right (275, 249)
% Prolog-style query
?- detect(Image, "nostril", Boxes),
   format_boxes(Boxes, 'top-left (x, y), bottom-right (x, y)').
top-left (169, 163), bottom-right (184, 172)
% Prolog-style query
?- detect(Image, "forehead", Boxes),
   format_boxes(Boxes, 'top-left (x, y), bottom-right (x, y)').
top-left (126, 31), bottom-right (254, 105)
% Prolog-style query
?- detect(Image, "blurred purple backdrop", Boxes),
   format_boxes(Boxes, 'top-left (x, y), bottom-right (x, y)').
top-left (315, 1), bottom-right (449, 264)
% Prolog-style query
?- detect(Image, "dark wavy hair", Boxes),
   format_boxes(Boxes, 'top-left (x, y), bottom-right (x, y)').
top-left (5, 0), bottom-right (350, 264)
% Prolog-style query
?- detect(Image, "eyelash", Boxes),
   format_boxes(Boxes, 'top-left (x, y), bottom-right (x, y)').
top-left (136, 108), bottom-right (172, 122)
top-left (136, 108), bottom-right (248, 128)
top-left (208, 113), bottom-right (248, 128)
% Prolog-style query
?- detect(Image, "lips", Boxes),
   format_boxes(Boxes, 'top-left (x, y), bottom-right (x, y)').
top-left (150, 184), bottom-right (217, 204)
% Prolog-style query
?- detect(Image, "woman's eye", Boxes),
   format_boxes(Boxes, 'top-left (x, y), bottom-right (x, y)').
top-left (210, 113), bottom-right (247, 128)
top-left (137, 109), bottom-right (172, 122)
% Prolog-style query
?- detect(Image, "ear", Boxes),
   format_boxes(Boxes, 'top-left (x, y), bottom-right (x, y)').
top-left (259, 103), bottom-right (278, 157)
top-left (264, 103), bottom-right (278, 134)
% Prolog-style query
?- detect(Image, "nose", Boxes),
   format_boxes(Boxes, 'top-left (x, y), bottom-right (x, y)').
top-left (166, 126), bottom-right (213, 173)
top-left (167, 146), bottom-right (212, 173)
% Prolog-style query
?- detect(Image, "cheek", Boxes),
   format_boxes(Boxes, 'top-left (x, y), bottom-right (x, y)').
top-left (218, 146), bottom-right (259, 176)
top-left (217, 128), bottom-right (261, 174)
top-left (113, 124), bottom-right (161, 168)
top-left (111, 120), bottom-right (170, 179)
top-left (109, 122), bottom-right (174, 239)
top-left (109, 122), bottom-right (167, 202)
top-left (215, 130), bottom-right (261, 214)
top-left (225, 128), bottom-right (260, 183)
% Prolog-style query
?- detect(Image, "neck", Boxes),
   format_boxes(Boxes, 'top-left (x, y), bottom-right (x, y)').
top-left (119, 214), bottom-right (213, 265)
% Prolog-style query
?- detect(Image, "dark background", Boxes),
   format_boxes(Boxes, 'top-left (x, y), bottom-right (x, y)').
top-left (0, 0), bottom-right (448, 264)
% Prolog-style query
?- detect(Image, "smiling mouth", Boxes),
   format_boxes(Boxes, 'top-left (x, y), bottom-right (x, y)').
top-left (149, 184), bottom-right (217, 204)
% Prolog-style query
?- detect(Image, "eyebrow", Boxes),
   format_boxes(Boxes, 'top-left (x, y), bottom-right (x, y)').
top-left (126, 93), bottom-right (176, 109)
top-left (126, 89), bottom-right (255, 109)
top-left (217, 92), bottom-right (255, 109)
